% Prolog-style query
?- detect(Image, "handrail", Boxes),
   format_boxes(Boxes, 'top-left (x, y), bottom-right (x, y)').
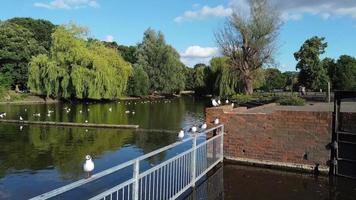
top-left (30, 124), bottom-right (224, 200)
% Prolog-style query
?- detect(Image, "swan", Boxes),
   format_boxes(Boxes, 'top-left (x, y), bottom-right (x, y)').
top-left (214, 118), bottom-right (220, 125)
top-left (83, 155), bottom-right (94, 178)
top-left (178, 129), bottom-right (184, 139)
top-left (201, 123), bottom-right (207, 130)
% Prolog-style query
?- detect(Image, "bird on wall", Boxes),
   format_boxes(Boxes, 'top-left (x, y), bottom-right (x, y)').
top-left (214, 118), bottom-right (220, 125)
top-left (191, 125), bottom-right (197, 133)
top-left (83, 155), bottom-right (95, 178)
top-left (201, 123), bottom-right (207, 130)
top-left (178, 129), bottom-right (184, 139)
top-left (212, 99), bottom-right (218, 107)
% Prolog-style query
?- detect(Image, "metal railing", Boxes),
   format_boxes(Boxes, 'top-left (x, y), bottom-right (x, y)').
top-left (30, 125), bottom-right (224, 200)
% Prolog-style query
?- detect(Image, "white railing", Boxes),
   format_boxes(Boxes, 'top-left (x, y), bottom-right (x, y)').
top-left (30, 125), bottom-right (224, 200)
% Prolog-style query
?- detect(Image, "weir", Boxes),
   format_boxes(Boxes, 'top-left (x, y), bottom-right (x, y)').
top-left (29, 125), bottom-right (224, 200)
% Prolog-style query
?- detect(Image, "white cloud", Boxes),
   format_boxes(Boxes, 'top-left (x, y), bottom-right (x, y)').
top-left (180, 46), bottom-right (220, 67)
top-left (174, 5), bottom-right (233, 23)
top-left (34, 0), bottom-right (99, 10)
top-left (104, 35), bottom-right (114, 42)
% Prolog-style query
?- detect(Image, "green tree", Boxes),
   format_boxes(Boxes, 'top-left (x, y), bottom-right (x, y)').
top-left (333, 55), bottom-right (356, 90)
top-left (215, 0), bottom-right (280, 94)
top-left (294, 36), bottom-right (329, 91)
top-left (262, 68), bottom-right (286, 91)
top-left (28, 24), bottom-right (131, 100)
top-left (136, 29), bottom-right (185, 94)
top-left (283, 71), bottom-right (299, 92)
top-left (7, 17), bottom-right (55, 51)
top-left (0, 22), bottom-right (46, 89)
top-left (103, 41), bottom-right (138, 64)
top-left (183, 66), bottom-right (195, 91)
top-left (210, 57), bottom-right (240, 97)
top-left (127, 65), bottom-right (149, 96)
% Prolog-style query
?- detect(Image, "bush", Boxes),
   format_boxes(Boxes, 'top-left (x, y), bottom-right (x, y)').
top-left (277, 95), bottom-right (305, 106)
top-left (231, 94), bottom-right (255, 104)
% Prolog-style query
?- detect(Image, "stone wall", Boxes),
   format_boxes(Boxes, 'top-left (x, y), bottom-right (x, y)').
top-left (206, 105), bottom-right (333, 172)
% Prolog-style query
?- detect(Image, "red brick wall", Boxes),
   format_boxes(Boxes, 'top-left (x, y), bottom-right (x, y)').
top-left (206, 106), bottom-right (332, 170)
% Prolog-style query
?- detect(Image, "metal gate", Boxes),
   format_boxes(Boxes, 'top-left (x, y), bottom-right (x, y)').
top-left (332, 91), bottom-right (356, 179)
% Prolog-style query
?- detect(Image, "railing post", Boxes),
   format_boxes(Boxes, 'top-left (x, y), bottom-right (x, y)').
top-left (220, 125), bottom-right (224, 162)
top-left (191, 135), bottom-right (197, 187)
top-left (132, 159), bottom-right (140, 200)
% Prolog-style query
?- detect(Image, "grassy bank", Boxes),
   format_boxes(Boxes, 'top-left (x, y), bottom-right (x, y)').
top-left (0, 89), bottom-right (58, 104)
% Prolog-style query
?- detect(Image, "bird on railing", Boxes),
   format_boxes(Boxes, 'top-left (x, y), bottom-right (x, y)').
top-left (214, 118), bottom-right (220, 125)
top-left (33, 113), bottom-right (41, 117)
top-left (201, 123), bottom-right (207, 130)
top-left (191, 125), bottom-right (197, 133)
top-left (178, 129), bottom-right (184, 139)
top-left (83, 155), bottom-right (94, 178)
top-left (0, 112), bottom-right (5, 118)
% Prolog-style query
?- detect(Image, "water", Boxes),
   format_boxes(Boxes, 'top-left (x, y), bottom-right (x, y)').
top-left (0, 96), bottom-right (208, 199)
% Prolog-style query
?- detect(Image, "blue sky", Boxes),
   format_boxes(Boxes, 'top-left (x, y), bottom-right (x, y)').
top-left (1, 0), bottom-right (356, 71)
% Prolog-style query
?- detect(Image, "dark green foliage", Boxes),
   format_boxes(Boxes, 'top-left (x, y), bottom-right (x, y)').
top-left (103, 41), bottom-right (138, 64)
top-left (7, 17), bottom-right (55, 51)
top-left (277, 95), bottom-right (305, 106)
top-left (0, 22), bottom-right (46, 89)
top-left (333, 55), bottom-right (356, 90)
top-left (294, 36), bottom-right (329, 91)
top-left (183, 67), bottom-right (195, 90)
top-left (127, 65), bottom-right (149, 96)
top-left (283, 71), bottom-right (299, 91)
top-left (136, 29), bottom-right (185, 94)
top-left (262, 68), bottom-right (286, 91)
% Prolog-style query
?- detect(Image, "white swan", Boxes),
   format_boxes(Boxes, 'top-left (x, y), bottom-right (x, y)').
top-left (83, 155), bottom-right (94, 178)
top-left (201, 123), bottom-right (207, 130)
top-left (178, 129), bottom-right (184, 139)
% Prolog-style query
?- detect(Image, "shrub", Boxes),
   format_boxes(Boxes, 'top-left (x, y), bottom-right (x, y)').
top-left (231, 94), bottom-right (255, 104)
top-left (277, 95), bottom-right (305, 106)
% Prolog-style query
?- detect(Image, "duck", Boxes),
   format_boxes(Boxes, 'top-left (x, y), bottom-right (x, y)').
top-left (214, 118), bottom-right (220, 125)
top-left (83, 155), bottom-right (95, 178)
top-left (212, 99), bottom-right (218, 107)
top-left (178, 129), bottom-right (184, 139)
top-left (191, 126), bottom-right (197, 133)
top-left (201, 123), bottom-right (207, 130)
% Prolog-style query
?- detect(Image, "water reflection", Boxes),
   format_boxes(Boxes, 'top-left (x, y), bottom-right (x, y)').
top-left (0, 96), bottom-right (207, 199)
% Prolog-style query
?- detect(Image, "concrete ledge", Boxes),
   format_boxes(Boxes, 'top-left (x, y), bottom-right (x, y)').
top-left (225, 156), bottom-right (329, 175)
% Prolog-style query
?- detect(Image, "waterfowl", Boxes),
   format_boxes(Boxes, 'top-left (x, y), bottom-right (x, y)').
top-left (212, 99), bottom-right (218, 107)
top-left (33, 113), bottom-right (41, 117)
top-left (83, 155), bottom-right (94, 178)
top-left (125, 111), bottom-right (130, 114)
top-left (132, 111), bottom-right (135, 115)
top-left (85, 120), bottom-right (88, 123)
top-left (191, 126), bottom-right (197, 133)
top-left (178, 129), bottom-right (184, 139)
top-left (109, 108), bottom-right (112, 112)
top-left (225, 99), bottom-right (229, 104)
top-left (201, 123), bottom-right (207, 130)
top-left (217, 100), bottom-right (221, 105)
top-left (19, 116), bottom-right (23, 121)
top-left (20, 126), bottom-right (23, 131)
top-left (214, 118), bottom-right (220, 125)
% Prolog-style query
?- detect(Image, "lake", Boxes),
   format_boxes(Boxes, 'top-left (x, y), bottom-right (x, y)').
top-left (0, 96), bottom-right (208, 199)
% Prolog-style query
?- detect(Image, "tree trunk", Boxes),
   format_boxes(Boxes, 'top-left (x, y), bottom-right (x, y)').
top-left (242, 73), bottom-right (253, 95)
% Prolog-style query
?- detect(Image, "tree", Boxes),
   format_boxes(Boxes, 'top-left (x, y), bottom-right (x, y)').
top-left (183, 67), bottom-right (195, 91)
top-left (127, 65), bottom-right (149, 96)
top-left (294, 36), bottom-right (329, 91)
top-left (0, 22), bottom-right (46, 89)
top-left (28, 24), bottom-right (132, 100)
top-left (215, 0), bottom-right (280, 94)
top-left (103, 41), bottom-right (138, 64)
top-left (283, 71), bottom-right (299, 92)
top-left (136, 29), bottom-right (185, 94)
top-left (333, 55), bottom-right (356, 90)
top-left (210, 57), bottom-right (240, 97)
top-left (262, 68), bottom-right (286, 91)
top-left (7, 17), bottom-right (55, 51)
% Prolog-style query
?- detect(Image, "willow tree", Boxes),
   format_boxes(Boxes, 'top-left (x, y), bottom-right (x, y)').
top-left (28, 24), bottom-right (131, 100)
top-left (215, 0), bottom-right (280, 94)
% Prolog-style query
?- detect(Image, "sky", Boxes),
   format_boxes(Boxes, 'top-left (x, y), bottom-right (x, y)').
top-left (0, 0), bottom-right (356, 71)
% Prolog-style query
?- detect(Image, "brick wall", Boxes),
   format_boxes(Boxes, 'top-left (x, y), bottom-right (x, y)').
top-left (206, 105), bottom-right (332, 172)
